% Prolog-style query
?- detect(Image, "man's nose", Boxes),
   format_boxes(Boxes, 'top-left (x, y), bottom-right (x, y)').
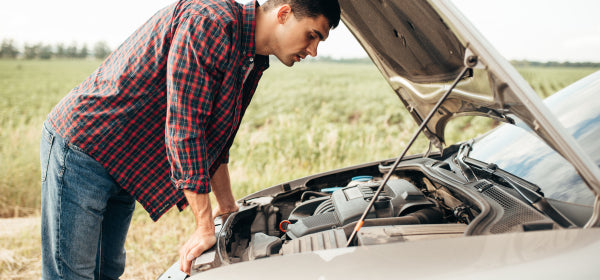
top-left (306, 40), bottom-right (319, 57)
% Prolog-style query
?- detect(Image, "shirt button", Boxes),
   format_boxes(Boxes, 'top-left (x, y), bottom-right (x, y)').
top-left (249, 57), bottom-right (254, 62)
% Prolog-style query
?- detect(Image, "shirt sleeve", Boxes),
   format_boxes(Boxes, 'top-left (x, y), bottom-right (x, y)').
top-left (166, 14), bottom-right (231, 194)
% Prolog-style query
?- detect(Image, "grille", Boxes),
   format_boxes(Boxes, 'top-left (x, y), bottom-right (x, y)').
top-left (482, 186), bottom-right (549, 234)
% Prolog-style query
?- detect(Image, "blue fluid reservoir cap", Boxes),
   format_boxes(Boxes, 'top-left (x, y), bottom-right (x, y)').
top-left (321, 187), bottom-right (343, 193)
top-left (351, 175), bottom-right (373, 182)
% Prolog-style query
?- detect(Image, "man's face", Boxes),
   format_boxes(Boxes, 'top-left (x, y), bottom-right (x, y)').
top-left (273, 12), bottom-right (330, 67)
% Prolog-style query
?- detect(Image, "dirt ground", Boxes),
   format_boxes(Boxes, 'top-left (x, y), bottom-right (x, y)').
top-left (0, 214), bottom-right (181, 280)
top-left (0, 217), bottom-right (42, 279)
top-left (0, 217), bottom-right (39, 237)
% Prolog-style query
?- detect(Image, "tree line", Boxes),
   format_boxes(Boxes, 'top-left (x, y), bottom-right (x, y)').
top-left (2, 37), bottom-right (599, 67)
top-left (314, 56), bottom-right (600, 68)
top-left (0, 39), bottom-right (112, 60)
top-left (510, 59), bottom-right (600, 68)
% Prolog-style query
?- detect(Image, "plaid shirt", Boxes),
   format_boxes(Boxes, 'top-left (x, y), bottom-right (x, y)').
top-left (47, 0), bottom-right (269, 221)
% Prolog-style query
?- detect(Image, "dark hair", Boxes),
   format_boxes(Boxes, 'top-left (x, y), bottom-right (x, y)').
top-left (263, 0), bottom-right (341, 29)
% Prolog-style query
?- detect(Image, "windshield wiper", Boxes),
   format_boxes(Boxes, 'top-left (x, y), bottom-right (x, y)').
top-left (456, 141), bottom-right (548, 207)
top-left (462, 156), bottom-right (575, 228)
top-left (463, 156), bottom-right (543, 203)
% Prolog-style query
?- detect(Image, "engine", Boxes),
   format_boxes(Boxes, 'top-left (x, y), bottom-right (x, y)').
top-left (201, 173), bottom-right (472, 270)
top-left (285, 177), bottom-right (435, 239)
top-left (184, 159), bottom-right (564, 274)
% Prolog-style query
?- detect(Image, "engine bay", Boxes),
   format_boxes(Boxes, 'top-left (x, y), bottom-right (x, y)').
top-left (182, 154), bottom-right (572, 274)
top-left (182, 155), bottom-right (561, 272)
top-left (216, 172), bottom-right (466, 268)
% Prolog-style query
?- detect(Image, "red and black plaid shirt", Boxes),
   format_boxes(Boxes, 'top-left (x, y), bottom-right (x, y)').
top-left (47, 0), bottom-right (269, 221)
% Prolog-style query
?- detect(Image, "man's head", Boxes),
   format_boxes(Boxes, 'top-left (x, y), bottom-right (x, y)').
top-left (258, 0), bottom-right (341, 66)
top-left (262, 0), bottom-right (341, 29)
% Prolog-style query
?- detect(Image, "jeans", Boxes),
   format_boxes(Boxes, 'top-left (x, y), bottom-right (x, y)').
top-left (41, 122), bottom-right (135, 280)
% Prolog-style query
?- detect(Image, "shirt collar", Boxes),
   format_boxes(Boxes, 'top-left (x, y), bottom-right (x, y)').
top-left (242, 1), bottom-right (258, 59)
top-left (242, 1), bottom-right (269, 69)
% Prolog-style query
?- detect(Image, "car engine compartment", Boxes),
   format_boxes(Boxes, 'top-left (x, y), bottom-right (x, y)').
top-left (191, 155), bottom-right (563, 272)
top-left (226, 175), bottom-right (470, 265)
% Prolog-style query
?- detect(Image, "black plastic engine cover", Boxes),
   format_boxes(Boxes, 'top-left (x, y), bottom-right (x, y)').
top-left (286, 179), bottom-right (433, 239)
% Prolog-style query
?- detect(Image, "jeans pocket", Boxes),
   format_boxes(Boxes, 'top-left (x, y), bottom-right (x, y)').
top-left (40, 125), bottom-right (55, 182)
top-left (67, 142), bottom-right (87, 154)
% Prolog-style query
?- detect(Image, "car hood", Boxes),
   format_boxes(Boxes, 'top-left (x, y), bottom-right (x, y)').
top-left (339, 0), bottom-right (600, 195)
top-left (191, 228), bottom-right (600, 280)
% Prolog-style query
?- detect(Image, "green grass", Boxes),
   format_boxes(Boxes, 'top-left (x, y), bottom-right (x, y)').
top-left (516, 66), bottom-right (599, 98)
top-left (229, 62), bottom-right (414, 196)
top-left (0, 58), bottom-right (598, 279)
top-left (0, 60), bottom-right (101, 217)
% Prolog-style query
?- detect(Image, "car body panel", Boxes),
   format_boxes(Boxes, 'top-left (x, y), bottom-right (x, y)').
top-left (190, 228), bottom-right (600, 280)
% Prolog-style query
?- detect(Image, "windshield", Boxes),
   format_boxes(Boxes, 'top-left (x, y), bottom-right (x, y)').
top-left (468, 71), bottom-right (600, 206)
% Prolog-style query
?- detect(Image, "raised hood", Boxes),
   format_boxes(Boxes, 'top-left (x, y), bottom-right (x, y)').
top-left (339, 0), bottom-right (600, 196)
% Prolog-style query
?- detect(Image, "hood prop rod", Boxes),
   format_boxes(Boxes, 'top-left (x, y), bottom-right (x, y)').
top-left (346, 66), bottom-right (472, 247)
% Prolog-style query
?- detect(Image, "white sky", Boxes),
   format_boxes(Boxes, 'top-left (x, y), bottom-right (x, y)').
top-left (1, 0), bottom-right (599, 62)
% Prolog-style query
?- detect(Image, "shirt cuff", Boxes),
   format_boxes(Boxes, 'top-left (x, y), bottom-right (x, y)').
top-left (171, 175), bottom-right (211, 193)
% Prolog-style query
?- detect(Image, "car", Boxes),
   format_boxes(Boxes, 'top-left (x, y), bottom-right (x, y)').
top-left (159, 0), bottom-right (600, 279)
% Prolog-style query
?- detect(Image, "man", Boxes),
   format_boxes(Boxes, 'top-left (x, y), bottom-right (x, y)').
top-left (40, 0), bottom-right (340, 278)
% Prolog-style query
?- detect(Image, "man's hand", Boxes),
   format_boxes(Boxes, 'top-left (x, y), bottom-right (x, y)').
top-left (179, 164), bottom-right (237, 275)
top-left (179, 223), bottom-right (216, 275)
top-left (179, 191), bottom-right (215, 275)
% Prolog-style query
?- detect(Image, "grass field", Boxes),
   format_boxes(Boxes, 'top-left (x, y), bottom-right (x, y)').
top-left (0, 58), bottom-right (598, 279)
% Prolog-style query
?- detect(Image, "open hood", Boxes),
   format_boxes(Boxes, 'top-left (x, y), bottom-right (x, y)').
top-left (339, 0), bottom-right (600, 195)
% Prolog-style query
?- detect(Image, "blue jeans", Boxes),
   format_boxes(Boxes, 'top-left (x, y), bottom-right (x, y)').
top-left (41, 122), bottom-right (135, 280)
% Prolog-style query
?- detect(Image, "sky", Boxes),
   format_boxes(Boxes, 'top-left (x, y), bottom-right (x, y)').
top-left (1, 0), bottom-right (599, 62)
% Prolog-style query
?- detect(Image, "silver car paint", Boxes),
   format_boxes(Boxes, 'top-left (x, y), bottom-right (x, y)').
top-left (191, 228), bottom-right (600, 279)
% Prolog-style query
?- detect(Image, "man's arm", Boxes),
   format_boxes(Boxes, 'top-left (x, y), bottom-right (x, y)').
top-left (166, 13), bottom-right (232, 195)
top-left (167, 13), bottom-right (234, 274)
top-left (179, 164), bottom-right (239, 275)
top-left (210, 164), bottom-right (239, 218)
top-left (179, 190), bottom-right (216, 275)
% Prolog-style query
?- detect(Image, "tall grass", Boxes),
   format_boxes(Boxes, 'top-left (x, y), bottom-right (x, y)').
top-left (0, 59), bottom-right (597, 279)
top-left (516, 66), bottom-right (598, 98)
top-left (0, 60), bottom-right (100, 217)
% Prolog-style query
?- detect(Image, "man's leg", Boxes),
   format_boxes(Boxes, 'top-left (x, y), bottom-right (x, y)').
top-left (95, 189), bottom-right (135, 280)
top-left (41, 123), bottom-right (131, 279)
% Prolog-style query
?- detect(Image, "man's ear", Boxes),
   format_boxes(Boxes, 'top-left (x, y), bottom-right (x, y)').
top-left (276, 4), bottom-right (292, 24)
